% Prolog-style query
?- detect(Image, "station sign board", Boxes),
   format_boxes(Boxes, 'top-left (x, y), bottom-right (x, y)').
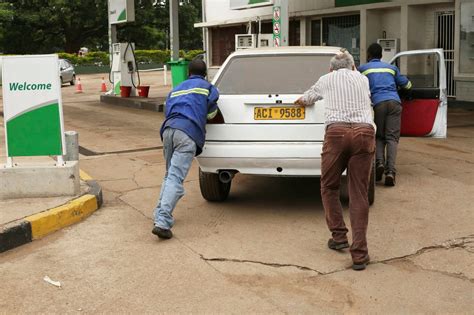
top-left (109, 0), bottom-right (135, 24)
top-left (2, 55), bottom-right (65, 158)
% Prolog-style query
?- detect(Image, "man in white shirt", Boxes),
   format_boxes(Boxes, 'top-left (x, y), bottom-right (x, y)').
top-left (295, 50), bottom-right (375, 271)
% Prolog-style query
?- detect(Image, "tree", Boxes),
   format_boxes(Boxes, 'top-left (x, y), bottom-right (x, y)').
top-left (120, 0), bottom-right (202, 50)
top-left (0, 0), bottom-right (108, 53)
top-left (0, 2), bottom-right (14, 51)
top-left (0, 0), bottom-right (202, 54)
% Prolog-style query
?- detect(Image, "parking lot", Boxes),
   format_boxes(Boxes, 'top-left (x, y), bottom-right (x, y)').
top-left (0, 73), bottom-right (473, 313)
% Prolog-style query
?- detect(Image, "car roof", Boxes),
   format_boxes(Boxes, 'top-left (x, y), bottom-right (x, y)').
top-left (230, 46), bottom-right (343, 57)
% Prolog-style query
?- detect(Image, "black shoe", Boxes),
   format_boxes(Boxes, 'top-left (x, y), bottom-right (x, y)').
top-left (376, 163), bottom-right (385, 182)
top-left (352, 256), bottom-right (370, 271)
top-left (385, 172), bottom-right (396, 187)
top-left (328, 238), bottom-right (349, 250)
top-left (152, 226), bottom-right (173, 239)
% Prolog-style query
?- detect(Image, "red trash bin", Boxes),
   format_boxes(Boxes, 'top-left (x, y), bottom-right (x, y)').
top-left (120, 86), bottom-right (132, 98)
top-left (138, 86), bottom-right (150, 98)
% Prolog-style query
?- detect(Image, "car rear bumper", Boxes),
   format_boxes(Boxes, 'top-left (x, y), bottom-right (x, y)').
top-left (197, 142), bottom-right (323, 176)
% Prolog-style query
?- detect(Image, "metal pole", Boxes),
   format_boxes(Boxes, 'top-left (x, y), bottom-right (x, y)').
top-left (202, 0), bottom-right (208, 65)
top-left (170, 0), bottom-right (180, 61)
top-left (64, 131), bottom-right (79, 162)
top-left (164, 65), bottom-right (168, 86)
top-left (108, 0), bottom-right (117, 67)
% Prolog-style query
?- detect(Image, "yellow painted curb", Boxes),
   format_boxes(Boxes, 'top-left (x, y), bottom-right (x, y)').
top-left (80, 169), bottom-right (93, 181)
top-left (26, 194), bottom-right (98, 240)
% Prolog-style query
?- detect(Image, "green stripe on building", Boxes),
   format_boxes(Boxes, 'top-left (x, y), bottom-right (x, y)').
top-left (336, 0), bottom-right (389, 7)
top-left (6, 103), bottom-right (62, 156)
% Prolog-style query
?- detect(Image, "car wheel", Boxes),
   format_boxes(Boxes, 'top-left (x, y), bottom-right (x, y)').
top-left (199, 168), bottom-right (231, 202)
top-left (60, 77), bottom-right (63, 85)
top-left (368, 160), bottom-right (375, 206)
top-left (70, 75), bottom-right (76, 86)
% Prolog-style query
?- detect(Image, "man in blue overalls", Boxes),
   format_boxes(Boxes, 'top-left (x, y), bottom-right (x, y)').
top-left (152, 59), bottom-right (219, 239)
top-left (359, 43), bottom-right (412, 186)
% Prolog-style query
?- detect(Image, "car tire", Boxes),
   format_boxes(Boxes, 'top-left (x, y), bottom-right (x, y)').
top-left (199, 168), bottom-right (231, 202)
top-left (60, 77), bottom-right (63, 86)
top-left (368, 160), bottom-right (375, 206)
top-left (70, 75), bottom-right (76, 86)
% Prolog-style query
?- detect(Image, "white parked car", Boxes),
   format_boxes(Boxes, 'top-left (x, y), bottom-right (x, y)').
top-left (197, 47), bottom-right (447, 204)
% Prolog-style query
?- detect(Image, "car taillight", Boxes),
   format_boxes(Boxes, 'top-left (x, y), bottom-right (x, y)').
top-left (208, 109), bottom-right (225, 124)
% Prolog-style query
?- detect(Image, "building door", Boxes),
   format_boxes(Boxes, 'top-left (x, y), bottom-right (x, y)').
top-left (322, 15), bottom-right (360, 65)
top-left (436, 11), bottom-right (456, 97)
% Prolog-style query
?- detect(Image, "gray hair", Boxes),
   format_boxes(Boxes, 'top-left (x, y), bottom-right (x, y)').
top-left (330, 49), bottom-right (355, 70)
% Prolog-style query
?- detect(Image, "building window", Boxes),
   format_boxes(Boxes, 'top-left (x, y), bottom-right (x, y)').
top-left (311, 20), bottom-right (321, 46)
top-left (459, 0), bottom-right (474, 74)
top-left (289, 20), bottom-right (301, 46)
top-left (323, 15), bottom-right (360, 65)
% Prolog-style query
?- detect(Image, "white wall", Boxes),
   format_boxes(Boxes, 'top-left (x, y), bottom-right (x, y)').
top-left (204, 0), bottom-right (335, 23)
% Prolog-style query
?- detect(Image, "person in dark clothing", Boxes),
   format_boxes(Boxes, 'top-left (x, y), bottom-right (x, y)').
top-left (152, 59), bottom-right (219, 240)
top-left (359, 43), bottom-right (412, 186)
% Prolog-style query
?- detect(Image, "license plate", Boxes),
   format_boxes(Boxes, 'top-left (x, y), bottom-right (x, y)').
top-left (254, 107), bottom-right (305, 120)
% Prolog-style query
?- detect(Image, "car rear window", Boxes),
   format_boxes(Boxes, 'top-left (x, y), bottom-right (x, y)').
top-left (215, 54), bottom-right (334, 95)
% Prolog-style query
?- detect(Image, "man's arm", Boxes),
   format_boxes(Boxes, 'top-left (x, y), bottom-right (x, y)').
top-left (294, 80), bottom-right (323, 106)
top-left (394, 67), bottom-right (412, 90)
top-left (207, 85), bottom-right (219, 120)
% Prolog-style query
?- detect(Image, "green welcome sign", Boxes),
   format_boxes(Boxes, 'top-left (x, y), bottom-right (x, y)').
top-left (230, 0), bottom-right (273, 10)
top-left (2, 55), bottom-right (65, 158)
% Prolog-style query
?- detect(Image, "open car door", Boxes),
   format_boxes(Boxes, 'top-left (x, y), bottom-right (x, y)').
top-left (390, 49), bottom-right (447, 138)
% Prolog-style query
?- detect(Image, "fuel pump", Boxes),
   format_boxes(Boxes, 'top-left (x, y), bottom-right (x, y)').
top-left (110, 42), bottom-right (140, 96)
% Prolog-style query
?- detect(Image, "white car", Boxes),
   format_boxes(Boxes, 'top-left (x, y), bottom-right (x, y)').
top-left (197, 47), bottom-right (447, 204)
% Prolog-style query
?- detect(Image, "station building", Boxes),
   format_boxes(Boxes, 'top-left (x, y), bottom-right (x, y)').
top-left (195, 0), bottom-right (474, 102)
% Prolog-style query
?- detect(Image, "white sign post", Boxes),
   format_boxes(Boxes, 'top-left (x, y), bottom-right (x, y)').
top-left (2, 55), bottom-right (66, 167)
top-left (273, 0), bottom-right (288, 47)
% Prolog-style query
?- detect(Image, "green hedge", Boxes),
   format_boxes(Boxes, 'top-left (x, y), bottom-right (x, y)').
top-left (57, 49), bottom-right (204, 66)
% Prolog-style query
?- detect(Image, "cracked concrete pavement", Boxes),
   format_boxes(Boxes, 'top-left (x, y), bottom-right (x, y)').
top-left (1, 74), bottom-right (473, 313)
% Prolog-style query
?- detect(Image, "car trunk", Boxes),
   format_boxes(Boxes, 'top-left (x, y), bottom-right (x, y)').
top-left (207, 53), bottom-right (333, 142)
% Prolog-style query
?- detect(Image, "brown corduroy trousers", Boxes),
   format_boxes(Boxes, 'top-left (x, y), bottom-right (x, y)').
top-left (321, 123), bottom-right (375, 263)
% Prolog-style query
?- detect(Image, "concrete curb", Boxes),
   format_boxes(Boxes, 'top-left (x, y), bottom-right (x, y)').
top-left (100, 95), bottom-right (165, 112)
top-left (0, 170), bottom-right (103, 253)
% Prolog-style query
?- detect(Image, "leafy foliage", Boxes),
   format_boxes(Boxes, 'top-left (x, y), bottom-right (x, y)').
top-left (57, 49), bottom-right (204, 66)
top-left (0, 0), bottom-right (203, 54)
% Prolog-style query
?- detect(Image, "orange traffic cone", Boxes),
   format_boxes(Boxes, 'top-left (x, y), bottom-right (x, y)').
top-left (75, 77), bottom-right (83, 93)
top-left (100, 77), bottom-right (107, 92)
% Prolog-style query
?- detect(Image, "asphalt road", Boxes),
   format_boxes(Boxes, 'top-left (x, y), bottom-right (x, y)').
top-left (1, 73), bottom-right (473, 313)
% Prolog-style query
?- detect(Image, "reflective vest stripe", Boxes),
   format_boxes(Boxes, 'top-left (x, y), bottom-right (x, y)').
top-left (361, 68), bottom-right (396, 76)
top-left (207, 109), bottom-right (218, 120)
top-left (170, 88), bottom-right (209, 98)
top-left (404, 81), bottom-right (412, 89)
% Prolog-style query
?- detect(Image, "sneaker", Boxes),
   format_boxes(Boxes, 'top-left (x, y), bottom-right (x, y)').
top-left (152, 226), bottom-right (173, 239)
top-left (376, 163), bottom-right (385, 182)
top-left (352, 255), bottom-right (370, 271)
top-left (327, 238), bottom-right (350, 250)
top-left (385, 172), bottom-right (396, 187)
